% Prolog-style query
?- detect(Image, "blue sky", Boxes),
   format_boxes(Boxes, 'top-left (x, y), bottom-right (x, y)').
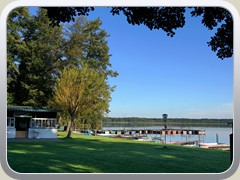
top-left (30, 7), bottom-right (233, 119)
top-left (86, 8), bottom-right (233, 119)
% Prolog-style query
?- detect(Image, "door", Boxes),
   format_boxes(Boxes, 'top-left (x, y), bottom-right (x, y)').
top-left (15, 117), bottom-right (30, 138)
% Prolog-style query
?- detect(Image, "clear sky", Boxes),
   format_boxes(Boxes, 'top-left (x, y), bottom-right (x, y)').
top-left (86, 7), bottom-right (233, 119)
top-left (30, 7), bottom-right (233, 119)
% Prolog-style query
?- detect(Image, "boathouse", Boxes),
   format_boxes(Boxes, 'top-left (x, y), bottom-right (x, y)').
top-left (7, 106), bottom-right (60, 139)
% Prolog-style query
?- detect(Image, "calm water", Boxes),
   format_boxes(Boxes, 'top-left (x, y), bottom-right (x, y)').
top-left (102, 126), bottom-right (232, 144)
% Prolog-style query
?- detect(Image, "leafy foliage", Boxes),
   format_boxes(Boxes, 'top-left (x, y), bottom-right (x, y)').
top-left (7, 8), bottom-right (29, 104)
top-left (7, 8), bottom-right (117, 132)
top-left (43, 7), bottom-right (233, 59)
top-left (44, 7), bottom-right (94, 26)
top-left (110, 7), bottom-right (186, 37)
top-left (52, 65), bottom-right (113, 137)
top-left (62, 16), bottom-right (118, 78)
top-left (7, 8), bottom-right (64, 106)
top-left (190, 7), bottom-right (233, 59)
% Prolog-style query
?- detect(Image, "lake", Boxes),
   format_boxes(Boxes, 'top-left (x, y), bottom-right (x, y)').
top-left (102, 125), bottom-right (232, 144)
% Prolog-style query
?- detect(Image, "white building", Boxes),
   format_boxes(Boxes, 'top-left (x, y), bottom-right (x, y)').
top-left (7, 106), bottom-right (60, 139)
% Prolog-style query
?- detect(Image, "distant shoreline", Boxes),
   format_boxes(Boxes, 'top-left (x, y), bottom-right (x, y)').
top-left (103, 117), bottom-right (233, 128)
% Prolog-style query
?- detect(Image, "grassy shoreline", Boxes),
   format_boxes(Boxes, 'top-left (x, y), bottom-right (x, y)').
top-left (7, 132), bottom-right (231, 173)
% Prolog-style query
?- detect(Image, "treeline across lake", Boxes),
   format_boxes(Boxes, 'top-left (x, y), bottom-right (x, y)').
top-left (103, 117), bottom-right (233, 128)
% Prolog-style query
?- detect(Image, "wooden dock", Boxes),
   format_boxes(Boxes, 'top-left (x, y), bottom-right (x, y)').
top-left (97, 129), bottom-right (205, 136)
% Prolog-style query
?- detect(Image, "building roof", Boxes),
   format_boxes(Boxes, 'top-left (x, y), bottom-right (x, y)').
top-left (7, 106), bottom-right (61, 113)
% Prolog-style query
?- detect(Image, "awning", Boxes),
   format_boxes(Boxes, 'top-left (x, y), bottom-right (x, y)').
top-left (7, 106), bottom-right (61, 113)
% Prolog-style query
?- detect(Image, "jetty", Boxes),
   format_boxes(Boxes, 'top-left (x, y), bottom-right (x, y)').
top-left (78, 129), bottom-right (230, 150)
top-left (96, 128), bottom-right (205, 136)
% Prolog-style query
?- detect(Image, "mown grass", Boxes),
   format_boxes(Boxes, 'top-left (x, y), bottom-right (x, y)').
top-left (7, 132), bottom-right (231, 173)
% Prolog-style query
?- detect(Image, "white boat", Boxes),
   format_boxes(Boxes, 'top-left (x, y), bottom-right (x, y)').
top-left (135, 136), bottom-right (153, 142)
top-left (198, 142), bottom-right (230, 150)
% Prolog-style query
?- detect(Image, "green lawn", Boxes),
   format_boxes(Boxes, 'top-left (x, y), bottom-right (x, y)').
top-left (7, 132), bottom-right (231, 173)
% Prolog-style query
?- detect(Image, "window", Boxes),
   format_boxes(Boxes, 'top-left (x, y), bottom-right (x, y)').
top-left (7, 117), bottom-right (15, 127)
top-left (31, 118), bottom-right (56, 128)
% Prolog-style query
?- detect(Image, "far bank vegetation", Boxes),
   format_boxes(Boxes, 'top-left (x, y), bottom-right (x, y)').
top-left (103, 117), bottom-right (233, 128)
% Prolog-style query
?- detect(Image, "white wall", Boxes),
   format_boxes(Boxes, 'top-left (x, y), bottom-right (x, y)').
top-left (28, 128), bottom-right (57, 138)
top-left (7, 127), bottom-right (16, 138)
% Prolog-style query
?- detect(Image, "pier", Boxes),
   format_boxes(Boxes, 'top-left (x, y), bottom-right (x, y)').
top-left (96, 128), bottom-right (205, 136)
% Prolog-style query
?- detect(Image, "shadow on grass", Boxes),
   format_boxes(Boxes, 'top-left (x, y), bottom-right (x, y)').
top-left (7, 133), bottom-right (231, 173)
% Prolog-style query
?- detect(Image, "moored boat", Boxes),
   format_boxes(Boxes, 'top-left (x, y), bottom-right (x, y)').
top-left (198, 142), bottom-right (230, 150)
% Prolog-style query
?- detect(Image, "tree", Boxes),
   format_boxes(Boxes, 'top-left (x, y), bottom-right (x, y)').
top-left (52, 64), bottom-right (113, 138)
top-left (57, 16), bottom-right (117, 132)
top-left (7, 8), bottom-right (118, 106)
top-left (190, 7), bottom-right (232, 59)
top-left (43, 7), bottom-right (233, 59)
top-left (7, 8), bottom-right (29, 104)
top-left (7, 8), bottom-right (64, 106)
top-left (8, 8), bottom-right (117, 133)
top-left (62, 16), bottom-right (118, 78)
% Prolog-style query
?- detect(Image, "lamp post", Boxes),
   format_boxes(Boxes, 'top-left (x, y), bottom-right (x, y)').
top-left (162, 114), bottom-right (168, 148)
top-left (228, 122), bottom-right (233, 163)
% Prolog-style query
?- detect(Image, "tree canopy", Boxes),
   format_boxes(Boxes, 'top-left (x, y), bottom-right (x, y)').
top-left (43, 7), bottom-right (233, 59)
top-left (7, 8), bottom-right (64, 106)
top-left (7, 8), bottom-right (117, 106)
top-left (7, 8), bottom-right (29, 104)
top-left (7, 8), bottom-right (117, 134)
top-left (52, 64), bottom-right (112, 137)
top-left (62, 16), bottom-right (118, 78)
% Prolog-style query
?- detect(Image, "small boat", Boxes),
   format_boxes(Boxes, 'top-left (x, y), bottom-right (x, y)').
top-left (198, 143), bottom-right (230, 150)
top-left (175, 140), bottom-right (199, 146)
top-left (134, 135), bottom-right (153, 142)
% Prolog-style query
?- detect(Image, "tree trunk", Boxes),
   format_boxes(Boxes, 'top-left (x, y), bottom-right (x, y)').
top-left (66, 120), bottom-right (71, 132)
top-left (66, 115), bottom-right (75, 138)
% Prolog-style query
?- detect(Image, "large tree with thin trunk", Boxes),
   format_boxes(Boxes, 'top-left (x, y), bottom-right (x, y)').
top-left (52, 64), bottom-right (112, 138)
top-left (57, 16), bottom-right (117, 132)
